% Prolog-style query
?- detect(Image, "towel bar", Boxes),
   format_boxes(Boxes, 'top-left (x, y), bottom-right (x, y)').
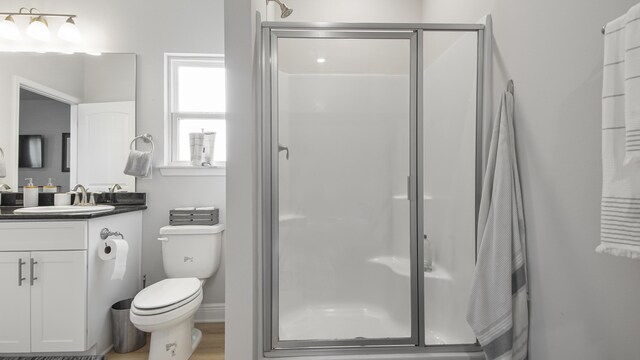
top-left (100, 227), bottom-right (124, 240)
top-left (129, 133), bottom-right (154, 152)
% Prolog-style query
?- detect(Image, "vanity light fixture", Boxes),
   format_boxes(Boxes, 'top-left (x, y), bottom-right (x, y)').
top-left (0, 15), bottom-right (21, 40)
top-left (26, 13), bottom-right (50, 41)
top-left (58, 17), bottom-right (80, 42)
top-left (0, 8), bottom-right (80, 42)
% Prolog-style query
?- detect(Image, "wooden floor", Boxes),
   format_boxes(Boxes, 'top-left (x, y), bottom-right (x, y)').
top-left (107, 323), bottom-right (224, 360)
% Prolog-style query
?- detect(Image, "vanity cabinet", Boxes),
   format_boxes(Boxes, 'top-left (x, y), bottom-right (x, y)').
top-left (0, 222), bottom-right (87, 353)
top-left (0, 252), bottom-right (31, 352)
top-left (31, 251), bottom-right (87, 352)
top-left (0, 251), bottom-right (87, 353)
top-left (0, 210), bottom-right (142, 355)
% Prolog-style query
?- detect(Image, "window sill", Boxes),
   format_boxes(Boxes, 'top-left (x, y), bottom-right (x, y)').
top-left (158, 165), bottom-right (226, 177)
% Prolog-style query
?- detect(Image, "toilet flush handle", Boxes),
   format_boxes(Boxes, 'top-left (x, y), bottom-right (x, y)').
top-left (157, 237), bottom-right (169, 242)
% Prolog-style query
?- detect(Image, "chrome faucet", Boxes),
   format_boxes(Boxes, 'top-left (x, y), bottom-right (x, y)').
top-left (0, 184), bottom-right (10, 191)
top-left (71, 184), bottom-right (88, 206)
top-left (109, 183), bottom-right (122, 193)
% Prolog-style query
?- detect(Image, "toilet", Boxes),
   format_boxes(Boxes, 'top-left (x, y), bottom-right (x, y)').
top-left (130, 224), bottom-right (224, 360)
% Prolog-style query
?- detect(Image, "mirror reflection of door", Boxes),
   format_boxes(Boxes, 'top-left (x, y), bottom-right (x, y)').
top-left (77, 101), bottom-right (136, 192)
top-left (18, 89), bottom-right (71, 192)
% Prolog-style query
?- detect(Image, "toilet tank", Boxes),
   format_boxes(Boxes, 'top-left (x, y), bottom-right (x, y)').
top-left (158, 224), bottom-right (224, 279)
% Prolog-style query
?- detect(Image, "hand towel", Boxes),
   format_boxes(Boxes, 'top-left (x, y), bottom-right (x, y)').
top-left (467, 91), bottom-right (528, 360)
top-left (123, 150), bottom-right (152, 177)
top-left (598, 12), bottom-right (640, 259)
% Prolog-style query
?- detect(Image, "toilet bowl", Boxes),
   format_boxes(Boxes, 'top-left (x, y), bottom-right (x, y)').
top-left (131, 278), bottom-right (203, 360)
top-left (129, 224), bottom-right (224, 360)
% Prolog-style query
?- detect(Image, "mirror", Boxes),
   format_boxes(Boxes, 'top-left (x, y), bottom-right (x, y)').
top-left (0, 52), bottom-right (136, 193)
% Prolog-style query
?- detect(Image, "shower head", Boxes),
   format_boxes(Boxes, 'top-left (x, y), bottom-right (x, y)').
top-left (267, 0), bottom-right (293, 18)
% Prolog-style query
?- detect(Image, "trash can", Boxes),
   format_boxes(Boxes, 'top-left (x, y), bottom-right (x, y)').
top-left (111, 298), bottom-right (146, 353)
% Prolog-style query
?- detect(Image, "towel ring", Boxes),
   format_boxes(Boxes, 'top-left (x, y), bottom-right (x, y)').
top-left (129, 134), bottom-right (154, 152)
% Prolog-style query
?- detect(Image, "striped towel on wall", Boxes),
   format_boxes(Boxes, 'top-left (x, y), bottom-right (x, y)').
top-left (598, 4), bottom-right (640, 259)
top-left (467, 90), bottom-right (528, 360)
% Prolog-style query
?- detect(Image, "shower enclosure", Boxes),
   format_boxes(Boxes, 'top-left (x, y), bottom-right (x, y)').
top-left (262, 22), bottom-right (486, 356)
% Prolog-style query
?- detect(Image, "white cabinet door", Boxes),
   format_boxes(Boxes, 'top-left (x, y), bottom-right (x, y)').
top-left (30, 251), bottom-right (87, 352)
top-left (77, 101), bottom-right (136, 191)
top-left (0, 252), bottom-right (30, 352)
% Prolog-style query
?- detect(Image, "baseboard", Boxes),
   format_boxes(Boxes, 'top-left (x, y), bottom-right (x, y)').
top-left (195, 302), bottom-right (225, 323)
top-left (101, 344), bottom-right (113, 356)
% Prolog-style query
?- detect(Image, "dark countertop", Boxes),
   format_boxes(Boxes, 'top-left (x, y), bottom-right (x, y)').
top-left (0, 205), bottom-right (147, 220)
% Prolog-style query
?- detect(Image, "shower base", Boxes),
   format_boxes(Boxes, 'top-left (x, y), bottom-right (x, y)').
top-left (279, 304), bottom-right (446, 344)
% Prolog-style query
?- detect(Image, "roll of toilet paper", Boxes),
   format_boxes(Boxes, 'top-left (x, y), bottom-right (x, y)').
top-left (99, 238), bottom-right (129, 280)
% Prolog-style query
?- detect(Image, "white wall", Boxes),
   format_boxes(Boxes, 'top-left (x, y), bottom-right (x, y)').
top-left (265, 0), bottom-right (423, 23)
top-left (83, 55), bottom-right (135, 103)
top-left (225, 0), bottom-right (263, 358)
top-left (0, 0), bottom-right (226, 305)
top-left (228, 0), bottom-right (640, 359)
top-left (423, 0), bottom-right (640, 359)
top-left (490, 1), bottom-right (640, 358)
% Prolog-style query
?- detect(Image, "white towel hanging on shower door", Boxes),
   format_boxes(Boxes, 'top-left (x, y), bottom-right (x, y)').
top-left (466, 88), bottom-right (528, 360)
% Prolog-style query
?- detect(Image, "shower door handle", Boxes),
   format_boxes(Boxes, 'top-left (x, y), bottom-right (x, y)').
top-left (278, 144), bottom-right (289, 160)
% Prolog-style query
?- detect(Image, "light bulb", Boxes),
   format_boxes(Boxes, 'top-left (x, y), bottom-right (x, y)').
top-left (316, 58), bottom-right (326, 63)
top-left (26, 16), bottom-right (50, 41)
top-left (0, 15), bottom-right (21, 41)
top-left (58, 17), bottom-right (80, 42)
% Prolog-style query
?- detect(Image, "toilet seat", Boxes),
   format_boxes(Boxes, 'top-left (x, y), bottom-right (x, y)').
top-left (133, 278), bottom-right (201, 311)
top-left (130, 290), bottom-right (203, 330)
top-left (130, 278), bottom-right (203, 326)
top-left (132, 287), bottom-right (202, 316)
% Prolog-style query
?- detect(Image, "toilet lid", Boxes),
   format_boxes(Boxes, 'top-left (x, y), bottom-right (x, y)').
top-left (133, 278), bottom-right (201, 310)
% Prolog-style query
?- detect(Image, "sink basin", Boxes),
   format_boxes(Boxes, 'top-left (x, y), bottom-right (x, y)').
top-left (14, 205), bottom-right (115, 215)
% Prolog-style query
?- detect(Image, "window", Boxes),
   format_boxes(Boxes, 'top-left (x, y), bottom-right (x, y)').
top-left (166, 54), bottom-right (226, 165)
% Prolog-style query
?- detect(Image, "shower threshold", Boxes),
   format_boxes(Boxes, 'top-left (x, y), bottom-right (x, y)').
top-left (279, 305), bottom-right (449, 345)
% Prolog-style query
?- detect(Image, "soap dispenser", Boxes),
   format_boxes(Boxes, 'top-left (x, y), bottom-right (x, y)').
top-left (43, 178), bottom-right (57, 193)
top-left (24, 178), bottom-right (38, 207)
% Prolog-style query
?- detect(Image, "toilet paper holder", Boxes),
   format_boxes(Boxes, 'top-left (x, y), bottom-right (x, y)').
top-left (100, 228), bottom-right (124, 240)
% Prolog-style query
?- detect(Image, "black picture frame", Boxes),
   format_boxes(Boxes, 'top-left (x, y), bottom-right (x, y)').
top-left (62, 132), bottom-right (70, 172)
top-left (18, 135), bottom-right (44, 168)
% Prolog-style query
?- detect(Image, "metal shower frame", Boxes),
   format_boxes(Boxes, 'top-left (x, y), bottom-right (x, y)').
top-left (261, 21), bottom-right (486, 357)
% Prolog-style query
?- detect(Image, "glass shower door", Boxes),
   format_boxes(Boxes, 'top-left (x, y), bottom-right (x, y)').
top-left (267, 31), bottom-right (418, 348)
